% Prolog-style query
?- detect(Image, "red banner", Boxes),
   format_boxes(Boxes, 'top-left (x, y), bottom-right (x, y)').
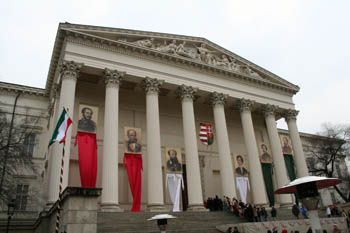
top-left (124, 153), bottom-right (143, 212)
top-left (74, 132), bottom-right (97, 188)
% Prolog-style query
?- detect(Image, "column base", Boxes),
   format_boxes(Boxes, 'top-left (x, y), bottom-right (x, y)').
top-left (187, 204), bottom-right (209, 212)
top-left (101, 203), bottom-right (124, 212)
top-left (147, 204), bottom-right (168, 212)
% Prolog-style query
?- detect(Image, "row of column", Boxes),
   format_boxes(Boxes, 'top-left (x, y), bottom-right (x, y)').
top-left (47, 60), bottom-right (309, 211)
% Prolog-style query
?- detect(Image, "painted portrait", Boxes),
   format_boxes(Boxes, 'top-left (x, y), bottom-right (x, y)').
top-left (77, 104), bottom-right (99, 134)
top-left (258, 142), bottom-right (273, 164)
top-left (233, 153), bottom-right (249, 177)
top-left (280, 135), bottom-right (293, 155)
top-left (165, 147), bottom-right (182, 174)
top-left (123, 127), bottom-right (142, 154)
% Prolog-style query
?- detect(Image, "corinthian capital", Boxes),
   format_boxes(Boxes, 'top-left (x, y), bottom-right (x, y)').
top-left (210, 92), bottom-right (228, 106)
top-left (237, 98), bottom-right (255, 112)
top-left (141, 77), bottom-right (164, 93)
top-left (284, 109), bottom-right (299, 121)
top-left (176, 85), bottom-right (198, 101)
top-left (103, 68), bottom-right (124, 86)
top-left (59, 60), bottom-right (82, 81)
top-left (261, 104), bottom-right (278, 117)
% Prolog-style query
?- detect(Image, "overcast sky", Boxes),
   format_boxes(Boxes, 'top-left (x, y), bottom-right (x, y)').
top-left (1, 0), bottom-right (349, 134)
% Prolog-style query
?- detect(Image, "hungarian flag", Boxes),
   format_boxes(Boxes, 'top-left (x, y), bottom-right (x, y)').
top-left (48, 108), bottom-right (72, 147)
top-left (199, 123), bottom-right (214, 145)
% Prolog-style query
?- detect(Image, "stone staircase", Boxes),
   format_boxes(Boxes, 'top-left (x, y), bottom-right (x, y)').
top-left (97, 211), bottom-right (246, 233)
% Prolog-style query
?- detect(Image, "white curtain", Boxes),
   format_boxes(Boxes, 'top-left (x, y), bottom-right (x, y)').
top-left (166, 174), bottom-right (184, 212)
top-left (236, 177), bottom-right (250, 204)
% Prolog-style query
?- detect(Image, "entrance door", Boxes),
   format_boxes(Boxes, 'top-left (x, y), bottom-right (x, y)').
top-left (181, 164), bottom-right (189, 211)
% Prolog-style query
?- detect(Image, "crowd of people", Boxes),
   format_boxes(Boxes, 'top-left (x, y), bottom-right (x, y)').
top-left (205, 195), bottom-right (277, 222)
top-left (204, 195), bottom-right (349, 233)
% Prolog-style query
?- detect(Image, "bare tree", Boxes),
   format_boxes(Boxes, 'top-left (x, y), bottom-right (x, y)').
top-left (306, 123), bottom-right (350, 202)
top-left (0, 96), bottom-right (42, 209)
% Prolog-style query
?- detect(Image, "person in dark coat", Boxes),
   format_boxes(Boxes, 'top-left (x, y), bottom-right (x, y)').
top-left (292, 204), bottom-right (300, 219)
top-left (271, 206), bottom-right (277, 220)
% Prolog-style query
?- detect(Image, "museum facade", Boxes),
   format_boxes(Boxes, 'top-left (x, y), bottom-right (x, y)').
top-left (1, 23), bottom-right (333, 215)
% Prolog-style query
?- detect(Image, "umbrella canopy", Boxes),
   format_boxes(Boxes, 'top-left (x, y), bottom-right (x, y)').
top-left (147, 214), bottom-right (177, 221)
top-left (275, 176), bottom-right (341, 194)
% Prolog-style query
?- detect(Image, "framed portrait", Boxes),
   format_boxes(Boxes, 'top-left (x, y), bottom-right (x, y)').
top-left (165, 147), bottom-right (182, 174)
top-left (232, 153), bottom-right (249, 177)
top-left (123, 127), bottom-right (142, 154)
top-left (258, 142), bottom-right (273, 164)
top-left (279, 135), bottom-right (293, 155)
top-left (77, 104), bottom-right (99, 134)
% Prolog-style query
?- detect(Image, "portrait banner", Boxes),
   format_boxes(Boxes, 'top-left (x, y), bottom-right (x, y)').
top-left (258, 142), bottom-right (273, 164)
top-left (123, 127), bottom-right (142, 154)
top-left (77, 104), bottom-right (98, 134)
top-left (74, 132), bottom-right (97, 188)
top-left (165, 147), bottom-right (183, 174)
top-left (280, 134), bottom-right (293, 155)
top-left (233, 154), bottom-right (249, 177)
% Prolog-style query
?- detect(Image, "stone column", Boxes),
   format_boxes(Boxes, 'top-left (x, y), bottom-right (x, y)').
top-left (47, 61), bottom-right (82, 205)
top-left (262, 104), bottom-right (293, 206)
top-left (238, 99), bottom-right (267, 205)
top-left (210, 92), bottom-right (237, 199)
top-left (177, 85), bottom-right (206, 211)
top-left (101, 68), bottom-right (124, 212)
top-left (284, 109), bottom-right (309, 177)
top-left (141, 77), bottom-right (165, 211)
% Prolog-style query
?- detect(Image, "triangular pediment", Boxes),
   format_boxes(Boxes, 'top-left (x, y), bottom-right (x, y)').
top-left (51, 23), bottom-right (299, 93)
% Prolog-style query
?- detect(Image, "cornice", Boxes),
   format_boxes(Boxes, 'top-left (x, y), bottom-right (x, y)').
top-left (0, 81), bottom-right (47, 97)
top-left (63, 29), bottom-right (298, 96)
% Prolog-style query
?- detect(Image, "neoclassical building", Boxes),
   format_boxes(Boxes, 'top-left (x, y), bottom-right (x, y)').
top-left (1, 23), bottom-right (320, 215)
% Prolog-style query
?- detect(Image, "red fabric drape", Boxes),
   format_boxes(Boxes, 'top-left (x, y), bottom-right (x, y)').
top-left (124, 153), bottom-right (142, 212)
top-left (74, 132), bottom-right (97, 188)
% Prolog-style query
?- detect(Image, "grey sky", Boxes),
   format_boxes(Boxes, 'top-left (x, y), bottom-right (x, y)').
top-left (1, 0), bottom-right (349, 134)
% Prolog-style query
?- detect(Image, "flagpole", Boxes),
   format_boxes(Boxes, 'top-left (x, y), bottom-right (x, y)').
top-left (55, 142), bottom-right (65, 233)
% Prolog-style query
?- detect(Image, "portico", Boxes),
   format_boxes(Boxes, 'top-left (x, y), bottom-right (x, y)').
top-left (45, 23), bottom-right (309, 211)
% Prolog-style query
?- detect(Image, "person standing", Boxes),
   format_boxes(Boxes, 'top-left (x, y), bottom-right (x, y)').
top-left (292, 204), bottom-right (300, 219)
top-left (301, 205), bottom-right (308, 219)
top-left (326, 206), bottom-right (331, 218)
top-left (271, 206), bottom-right (277, 220)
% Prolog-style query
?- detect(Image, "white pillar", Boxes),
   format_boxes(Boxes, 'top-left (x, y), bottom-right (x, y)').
top-left (47, 61), bottom-right (82, 205)
top-left (210, 92), bottom-right (237, 199)
top-left (238, 99), bottom-right (267, 205)
top-left (284, 109), bottom-right (309, 177)
top-left (177, 85), bottom-right (206, 211)
top-left (262, 104), bottom-right (293, 206)
top-left (141, 77), bottom-right (165, 211)
top-left (101, 68), bottom-right (124, 212)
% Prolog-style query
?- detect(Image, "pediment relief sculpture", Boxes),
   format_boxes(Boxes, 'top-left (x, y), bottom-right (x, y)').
top-left (122, 37), bottom-right (264, 79)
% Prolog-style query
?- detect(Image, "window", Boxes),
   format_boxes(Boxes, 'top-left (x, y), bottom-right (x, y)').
top-left (15, 184), bottom-right (29, 210)
top-left (23, 133), bottom-right (35, 157)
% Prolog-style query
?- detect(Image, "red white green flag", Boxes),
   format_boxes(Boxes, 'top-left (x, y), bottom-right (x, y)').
top-left (199, 123), bottom-right (214, 145)
top-left (48, 108), bottom-right (72, 147)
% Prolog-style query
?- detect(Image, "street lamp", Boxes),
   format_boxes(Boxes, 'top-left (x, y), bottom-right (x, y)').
top-left (6, 199), bottom-right (16, 233)
top-left (275, 176), bottom-right (341, 233)
top-left (147, 214), bottom-right (177, 233)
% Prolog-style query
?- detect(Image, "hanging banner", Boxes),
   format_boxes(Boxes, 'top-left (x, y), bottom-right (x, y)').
top-left (258, 142), bottom-right (273, 164)
top-left (124, 153), bottom-right (143, 212)
top-left (236, 176), bottom-right (250, 204)
top-left (75, 104), bottom-right (99, 188)
top-left (165, 147), bottom-right (183, 173)
top-left (233, 154), bottom-right (249, 177)
top-left (261, 163), bottom-right (275, 206)
top-left (199, 123), bottom-right (214, 145)
top-left (74, 132), bottom-right (98, 188)
top-left (166, 174), bottom-right (184, 212)
top-left (279, 134), bottom-right (293, 155)
top-left (123, 126), bottom-right (143, 212)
